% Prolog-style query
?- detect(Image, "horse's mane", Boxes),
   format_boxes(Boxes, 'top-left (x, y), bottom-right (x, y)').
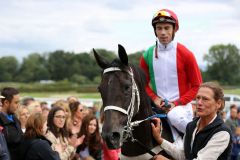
top-left (130, 64), bottom-right (153, 117)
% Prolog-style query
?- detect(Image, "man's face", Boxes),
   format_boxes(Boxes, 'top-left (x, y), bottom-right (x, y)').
top-left (155, 23), bottom-right (174, 45)
top-left (6, 94), bottom-right (20, 114)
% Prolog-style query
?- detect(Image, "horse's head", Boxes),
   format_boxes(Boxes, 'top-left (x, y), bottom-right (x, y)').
top-left (93, 44), bottom-right (140, 149)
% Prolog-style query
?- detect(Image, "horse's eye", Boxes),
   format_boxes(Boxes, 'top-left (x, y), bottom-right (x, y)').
top-left (124, 85), bottom-right (130, 91)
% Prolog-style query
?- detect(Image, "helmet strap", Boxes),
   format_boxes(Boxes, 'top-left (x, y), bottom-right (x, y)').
top-left (155, 40), bottom-right (158, 59)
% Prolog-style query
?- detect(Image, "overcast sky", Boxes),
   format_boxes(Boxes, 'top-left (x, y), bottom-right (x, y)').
top-left (0, 0), bottom-right (239, 66)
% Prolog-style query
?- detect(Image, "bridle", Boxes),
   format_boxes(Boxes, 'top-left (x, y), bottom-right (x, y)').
top-left (103, 66), bottom-right (140, 141)
top-left (102, 66), bottom-right (163, 157)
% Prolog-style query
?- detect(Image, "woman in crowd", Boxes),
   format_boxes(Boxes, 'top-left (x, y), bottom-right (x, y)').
top-left (16, 105), bottom-right (30, 133)
top-left (52, 99), bottom-right (71, 120)
top-left (151, 82), bottom-right (232, 160)
top-left (45, 107), bottom-right (85, 160)
top-left (20, 113), bottom-right (60, 160)
top-left (69, 101), bottom-right (85, 135)
top-left (27, 101), bottom-right (42, 115)
top-left (78, 114), bottom-right (102, 160)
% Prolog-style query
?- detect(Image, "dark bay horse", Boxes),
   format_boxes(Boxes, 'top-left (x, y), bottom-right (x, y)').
top-left (93, 45), bottom-right (173, 160)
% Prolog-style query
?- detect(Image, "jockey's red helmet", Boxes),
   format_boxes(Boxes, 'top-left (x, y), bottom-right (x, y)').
top-left (152, 9), bottom-right (179, 32)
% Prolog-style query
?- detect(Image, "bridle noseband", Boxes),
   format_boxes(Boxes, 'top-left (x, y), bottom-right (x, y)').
top-left (103, 66), bottom-right (140, 141)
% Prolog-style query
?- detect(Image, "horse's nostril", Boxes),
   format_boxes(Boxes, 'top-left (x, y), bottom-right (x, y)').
top-left (111, 132), bottom-right (120, 141)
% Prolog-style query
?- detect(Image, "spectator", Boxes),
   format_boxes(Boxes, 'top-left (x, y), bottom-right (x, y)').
top-left (78, 114), bottom-right (102, 160)
top-left (225, 104), bottom-right (238, 134)
top-left (0, 95), bottom-right (10, 160)
top-left (220, 110), bottom-right (227, 122)
top-left (67, 96), bottom-right (79, 105)
top-left (52, 99), bottom-right (71, 120)
top-left (237, 107), bottom-right (240, 126)
top-left (45, 107), bottom-right (84, 160)
top-left (0, 127), bottom-right (10, 160)
top-left (20, 113), bottom-right (60, 160)
top-left (40, 101), bottom-right (49, 110)
top-left (0, 87), bottom-right (23, 160)
top-left (231, 127), bottom-right (240, 160)
top-left (16, 105), bottom-right (30, 133)
top-left (22, 97), bottom-right (35, 106)
top-left (69, 101), bottom-right (84, 135)
top-left (27, 101), bottom-right (42, 115)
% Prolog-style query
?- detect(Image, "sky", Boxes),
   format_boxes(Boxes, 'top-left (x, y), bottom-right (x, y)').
top-left (0, 0), bottom-right (239, 67)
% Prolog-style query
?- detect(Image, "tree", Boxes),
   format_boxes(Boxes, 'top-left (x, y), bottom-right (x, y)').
top-left (203, 44), bottom-right (240, 85)
top-left (128, 50), bottom-right (144, 66)
top-left (0, 56), bottom-right (19, 82)
top-left (16, 53), bottom-right (50, 82)
top-left (48, 50), bottom-right (75, 80)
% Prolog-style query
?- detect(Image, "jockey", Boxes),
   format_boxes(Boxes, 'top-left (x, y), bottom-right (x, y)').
top-left (140, 9), bottom-right (202, 137)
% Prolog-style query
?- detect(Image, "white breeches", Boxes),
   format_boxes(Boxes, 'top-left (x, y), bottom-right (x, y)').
top-left (167, 103), bottom-right (193, 134)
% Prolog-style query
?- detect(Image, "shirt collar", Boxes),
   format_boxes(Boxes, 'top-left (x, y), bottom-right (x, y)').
top-left (157, 39), bottom-right (175, 51)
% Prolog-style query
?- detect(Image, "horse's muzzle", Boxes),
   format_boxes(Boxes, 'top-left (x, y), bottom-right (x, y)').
top-left (102, 132), bottom-right (121, 149)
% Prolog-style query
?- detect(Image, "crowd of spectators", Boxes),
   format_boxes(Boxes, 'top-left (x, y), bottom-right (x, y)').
top-left (0, 87), bottom-right (120, 160)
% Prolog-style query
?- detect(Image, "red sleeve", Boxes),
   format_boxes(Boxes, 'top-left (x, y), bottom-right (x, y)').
top-left (173, 44), bottom-right (202, 106)
top-left (140, 56), bottom-right (158, 101)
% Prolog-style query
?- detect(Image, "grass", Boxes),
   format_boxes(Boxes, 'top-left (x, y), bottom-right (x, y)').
top-left (21, 91), bottom-right (101, 99)
top-left (20, 87), bottom-right (240, 99)
top-left (224, 88), bottom-right (240, 95)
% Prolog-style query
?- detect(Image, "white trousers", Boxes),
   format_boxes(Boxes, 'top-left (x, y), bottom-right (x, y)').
top-left (167, 103), bottom-right (193, 134)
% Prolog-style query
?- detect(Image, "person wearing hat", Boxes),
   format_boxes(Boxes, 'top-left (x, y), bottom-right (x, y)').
top-left (0, 87), bottom-right (23, 160)
top-left (140, 9), bottom-right (202, 138)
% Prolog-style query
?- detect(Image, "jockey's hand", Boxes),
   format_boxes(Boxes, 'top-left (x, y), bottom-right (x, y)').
top-left (153, 154), bottom-right (170, 160)
top-left (151, 118), bottom-right (163, 145)
top-left (164, 102), bottom-right (176, 113)
top-left (154, 97), bottom-right (163, 109)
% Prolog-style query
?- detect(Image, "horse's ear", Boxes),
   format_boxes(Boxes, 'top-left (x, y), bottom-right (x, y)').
top-left (93, 48), bottom-right (109, 69)
top-left (118, 44), bottom-right (128, 66)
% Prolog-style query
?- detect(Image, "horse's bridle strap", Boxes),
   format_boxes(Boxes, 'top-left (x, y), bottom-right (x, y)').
top-left (103, 67), bottom-right (121, 74)
top-left (104, 105), bottom-right (128, 115)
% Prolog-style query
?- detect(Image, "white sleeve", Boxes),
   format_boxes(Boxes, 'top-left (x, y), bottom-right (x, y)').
top-left (193, 131), bottom-right (230, 160)
top-left (161, 136), bottom-right (185, 160)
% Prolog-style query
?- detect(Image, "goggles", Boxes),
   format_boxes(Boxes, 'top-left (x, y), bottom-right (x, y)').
top-left (152, 10), bottom-right (176, 24)
top-left (152, 17), bottom-right (176, 24)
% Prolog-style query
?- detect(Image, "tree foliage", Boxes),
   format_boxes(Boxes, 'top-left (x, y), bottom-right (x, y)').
top-left (203, 44), bottom-right (240, 85)
top-left (0, 43), bottom-right (239, 86)
top-left (0, 56), bottom-right (19, 82)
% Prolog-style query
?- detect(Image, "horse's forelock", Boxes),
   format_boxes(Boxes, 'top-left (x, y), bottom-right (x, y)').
top-left (110, 59), bottom-right (126, 69)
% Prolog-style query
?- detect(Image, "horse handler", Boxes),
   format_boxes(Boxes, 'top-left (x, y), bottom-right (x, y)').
top-left (151, 82), bottom-right (232, 160)
top-left (140, 8), bottom-right (202, 137)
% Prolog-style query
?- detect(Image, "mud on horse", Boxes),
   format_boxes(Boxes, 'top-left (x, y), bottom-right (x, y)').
top-left (93, 44), bottom-right (174, 160)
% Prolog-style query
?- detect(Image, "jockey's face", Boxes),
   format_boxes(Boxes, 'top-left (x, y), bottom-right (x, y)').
top-left (155, 23), bottom-right (174, 45)
top-left (195, 87), bottom-right (221, 118)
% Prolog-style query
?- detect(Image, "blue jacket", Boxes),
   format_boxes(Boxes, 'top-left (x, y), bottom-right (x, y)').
top-left (0, 131), bottom-right (10, 160)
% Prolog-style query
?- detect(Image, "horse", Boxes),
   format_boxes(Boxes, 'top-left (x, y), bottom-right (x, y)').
top-left (93, 44), bottom-right (174, 160)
